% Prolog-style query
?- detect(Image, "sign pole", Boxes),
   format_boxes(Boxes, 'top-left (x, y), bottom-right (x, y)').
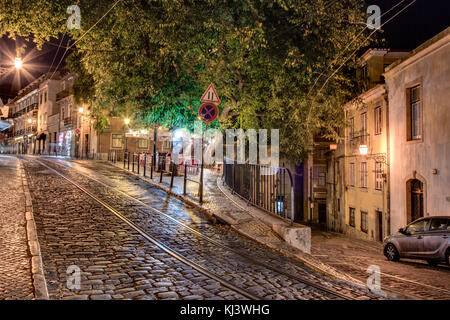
top-left (199, 122), bottom-right (208, 204)
top-left (198, 83), bottom-right (220, 204)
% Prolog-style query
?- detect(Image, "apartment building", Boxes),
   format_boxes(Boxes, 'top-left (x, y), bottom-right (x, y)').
top-left (36, 72), bottom-right (61, 154)
top-left (9, 77), bottom-right (42, 154)
top-left (326, 49), bottom-right (408, 241)
top-left (385, 27), bottom-right (450, 231)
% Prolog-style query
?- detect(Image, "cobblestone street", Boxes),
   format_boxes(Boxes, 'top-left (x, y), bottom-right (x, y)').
top-left (49, 157), bottom-right (450, 300)
top-left (20, 157), bottom-right (381, 300)
top-left (0, 155), bottom-right (448, 300)
top-left (0, 155), bottom-right (34, 299)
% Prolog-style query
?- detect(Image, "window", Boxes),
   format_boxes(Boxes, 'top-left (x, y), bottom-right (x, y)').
top-left (349, 163), bottom-right (355, 186)
top-left (429, 218), bottom-right (449, 232)
top-left (375, 162), bottom-right (383, 190)
top-left (361, 211), bottom-right (368, 233)
top-left (406, 219), bottom-right (429, 235)
top-left (163, 140), bottom-right (171, 149)
top-left (44, 92), bottom-right (47, 103)
top-left (361, 64), bottom-right (368, 80)
top-left (360, 162), bottom-right (367, 188)
top-left (407, 85), bottom-right (421, 140)
top-left (317, 166), bottom-right (326, 187)
top-left (349, 208), bottom-right (355, 227)
top-left (137, 139), bottom-right (148, 149)
top-left (349, 117), bottom-right (355, 140)
top-left (374, 106), bottom-right (382, 135)
top-left (111, 134), bottom-right (124, 149)
top-left (360, 112), bottom-right (368, 144)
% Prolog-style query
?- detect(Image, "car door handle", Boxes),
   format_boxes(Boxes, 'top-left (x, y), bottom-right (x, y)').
top-left (417, 235), bottom-right (423, 239)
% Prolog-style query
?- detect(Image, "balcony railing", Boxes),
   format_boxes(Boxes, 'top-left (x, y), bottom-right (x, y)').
top-left (14, 129), bottom-right (25, 137)
top-left (64, 117), bottom-right (73, 126)
top-left (25, 126), bottom-right (37, 133)
top-left (27, 103), bottom-right (38, 112)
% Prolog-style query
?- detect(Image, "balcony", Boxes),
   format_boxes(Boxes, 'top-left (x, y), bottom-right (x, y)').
top-left (64, 117), bottom-right (73, 127)
top-left (13, 110), bottom-right (24, 118)
top-left (56, 89), bottom-right (70, 101)
top-left (25, 126), bottom-right (37, 133)
top-left (27, 103), bottom-right (38, 112)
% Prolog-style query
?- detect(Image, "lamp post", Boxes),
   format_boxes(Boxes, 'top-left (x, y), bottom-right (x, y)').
top-left (77, 107), bottom-right (84, 158)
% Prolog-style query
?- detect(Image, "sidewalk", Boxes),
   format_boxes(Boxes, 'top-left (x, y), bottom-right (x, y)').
top-left (0, 155), bottom-right (34, 299)
top-left (110, 161), bottom-right (367, 286)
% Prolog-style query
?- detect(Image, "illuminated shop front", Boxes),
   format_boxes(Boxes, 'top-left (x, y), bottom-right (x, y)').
top-left (58, 130), bottom-right (73, 156)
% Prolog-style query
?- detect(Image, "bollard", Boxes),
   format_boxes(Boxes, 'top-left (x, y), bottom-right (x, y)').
top-left (128, 152), bottom-right (130, 170)
top-left (137, 153), bottom-right (140, 175)
top-left (183, 162), bottom-right (187, 195)
top-left (160, 158), bottom-right (164, 183)
top-left (143, 153), bottom-right (147, 177)
top-left (150, 153), bottom-right (154, 179)
top-left (124, 152), bottom-right (126, 169)
top-left (170, 162), bottom-right (175, 189)
top-left (132, 153), bottom-right (135, 172)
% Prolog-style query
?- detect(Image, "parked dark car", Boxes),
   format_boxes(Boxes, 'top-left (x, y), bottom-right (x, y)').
top-left (383, 216), bottom-right (450, 266)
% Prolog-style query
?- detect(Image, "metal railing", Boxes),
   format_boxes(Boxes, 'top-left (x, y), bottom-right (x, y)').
top-left (223, 158), bottom-right (294, 225)
top-left (109, 152), bottom-right (204, 204)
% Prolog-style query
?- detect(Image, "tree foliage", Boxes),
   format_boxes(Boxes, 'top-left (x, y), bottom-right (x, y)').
top-left (0, 0), bottom-right (377, 162)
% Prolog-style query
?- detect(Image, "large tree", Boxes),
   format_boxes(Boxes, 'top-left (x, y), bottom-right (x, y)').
top-left (0, 0), bottom-right (376, 162)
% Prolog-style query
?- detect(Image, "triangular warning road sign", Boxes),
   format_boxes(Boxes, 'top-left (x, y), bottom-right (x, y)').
top-left (200, 83), bottom-right (221, 104)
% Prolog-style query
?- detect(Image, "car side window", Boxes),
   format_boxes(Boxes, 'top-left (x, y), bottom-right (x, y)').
top-left (406, 219), bottom-right (428, 235)
top-left (429, 218), bottom-right (448, 231)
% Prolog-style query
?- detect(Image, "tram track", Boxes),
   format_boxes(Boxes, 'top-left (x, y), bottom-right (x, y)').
top-left (30, 158), bottom-right (261, 300)
top-left (33, 157), bottom-right (375, 300)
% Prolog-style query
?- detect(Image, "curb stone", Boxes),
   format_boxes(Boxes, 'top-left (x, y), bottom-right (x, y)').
top-left (19, 160), bottom-right (49, 300)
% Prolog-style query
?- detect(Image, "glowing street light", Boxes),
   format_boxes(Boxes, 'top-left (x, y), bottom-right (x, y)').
top-left (27, 118), bottom-right (32, 124)
top-left (359, 144), bottom-right (368, 155)
top-left (14, 57), bottom-right (23, 69)
top-left (78, 107), bottom-right (84, 114)
top-left (124, 118), bottom-right (130, 125)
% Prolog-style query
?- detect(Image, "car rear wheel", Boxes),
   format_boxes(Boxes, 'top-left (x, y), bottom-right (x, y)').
top-left (385, 243), bottom-right (399, 261)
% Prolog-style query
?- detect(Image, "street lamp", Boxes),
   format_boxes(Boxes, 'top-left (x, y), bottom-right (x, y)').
top-left (78, 107), bottom-right (84, 114)
top-left (27, 118), bottom-right (32, 124)
top-left (359, 144), bottom-right (368, 155)
top-left (124, 118), bottom-right (130, 125)
top-left (14, 57), bottom-right (23, 69)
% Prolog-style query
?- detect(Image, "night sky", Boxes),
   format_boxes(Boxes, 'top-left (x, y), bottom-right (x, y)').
top-left (0, 0), bottom-right (449, 102)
